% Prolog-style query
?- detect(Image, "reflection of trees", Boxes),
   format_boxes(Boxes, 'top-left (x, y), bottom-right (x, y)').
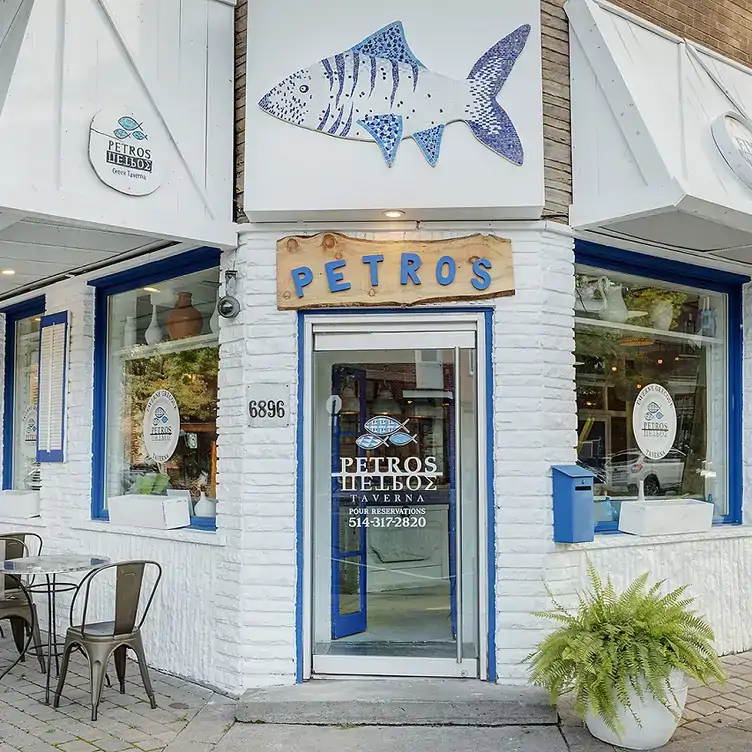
top-left (576, 324), bottom-right (708, 500)
top-left (128, 347), bottom-right (218, 424)
top-left (125, 347), bottom-right (219, 488)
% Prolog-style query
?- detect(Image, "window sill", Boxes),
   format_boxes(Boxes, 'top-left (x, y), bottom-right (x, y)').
top-left (570, 523), bottom-right (750, 550)
top-left (72, 519), bottom-right (224, 547)
top-left (0, 515), bottom-right (46, 528)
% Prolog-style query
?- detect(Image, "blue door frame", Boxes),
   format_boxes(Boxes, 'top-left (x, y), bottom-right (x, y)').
top-left (294, 308), bottom-right (497, 683)
top-left (330, 366), bottom-right (368, 639)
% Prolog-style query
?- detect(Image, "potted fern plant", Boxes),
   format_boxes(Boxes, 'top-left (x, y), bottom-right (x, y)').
top-left (527, 563), bottom-right (724, 750)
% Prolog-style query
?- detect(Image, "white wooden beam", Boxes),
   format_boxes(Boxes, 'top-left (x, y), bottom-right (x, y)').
top-left (0, 210), bottom-right (25, 232)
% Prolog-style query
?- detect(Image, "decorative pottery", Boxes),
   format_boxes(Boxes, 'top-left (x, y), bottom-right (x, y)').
top-left (144, 304), bottom-right (163, 345)
top-left (650, 299), bottom-right (674, 331)
top-left (167, 292), bottom-right (203, 340)
top-left (598, 277), bottom-right (629, 324)
top-left (193, 491), bottom-right (217, 518)
top-left (124, 316), bottom-right (137, 347)
top-left (209, 297), bottom-right (220, 334)
top-left (585, 672), bottom-right (688, 750)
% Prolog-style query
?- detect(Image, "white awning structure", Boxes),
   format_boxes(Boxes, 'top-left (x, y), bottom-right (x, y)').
top-left (0, 0), bottom-right (236, 299)
top-left (566, 0), bottom-right (752, 263)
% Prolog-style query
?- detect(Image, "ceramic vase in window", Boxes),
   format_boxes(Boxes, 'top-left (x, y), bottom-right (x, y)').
top-left (597, 277), bottom-right (629, 324)
top-left (650, 300), bottom-right (673, 331)
top-left (167, 292), bottom-right (203, 340)
top-left (193, 491), bottom-right (217, 518)
top-left (144, 304), bottom-right (163, 345)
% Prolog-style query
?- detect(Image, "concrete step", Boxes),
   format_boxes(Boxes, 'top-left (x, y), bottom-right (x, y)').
top-left (236, 679), bottom-right (556, 726)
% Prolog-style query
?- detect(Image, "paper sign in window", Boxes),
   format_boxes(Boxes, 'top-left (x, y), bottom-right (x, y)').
top-left (36, 312), bottom-right (68, 463)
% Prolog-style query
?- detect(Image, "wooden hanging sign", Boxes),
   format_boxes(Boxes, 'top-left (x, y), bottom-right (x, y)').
top-left (276, 232), bottom-right (514, 309)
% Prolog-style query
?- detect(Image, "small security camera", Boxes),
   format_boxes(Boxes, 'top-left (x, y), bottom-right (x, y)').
top-left (218, 295), bottom-right (240, 319)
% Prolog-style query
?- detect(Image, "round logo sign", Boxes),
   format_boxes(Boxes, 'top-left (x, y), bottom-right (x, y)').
top-left (88, 107), bottom-right (165, 196)
top-left (142, 390), bottom-right (180, 463)
top-left (632, 384), bottom-right (677, 460)
top-left (21, 404), bottom-right (37, 459)
top-left (712, 112), bottom-right (752, 190)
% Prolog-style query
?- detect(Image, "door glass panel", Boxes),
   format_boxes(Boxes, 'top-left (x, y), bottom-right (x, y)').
top-left (312, 347), bottom-right (478, 663)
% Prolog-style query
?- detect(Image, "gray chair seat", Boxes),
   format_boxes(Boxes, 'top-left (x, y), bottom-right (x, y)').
top-left (0, 533), bottom-right (45, 673)
top-left (54, 560), bottom-right (162, 722)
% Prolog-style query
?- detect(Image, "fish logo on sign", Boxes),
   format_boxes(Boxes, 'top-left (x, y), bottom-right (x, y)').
top-left (258, 21), bottom-right (530, 167)
top-left (113, 116), bottom-right (148, 142)
top-left (645, 402), bottom-right (664, 421)
top-left (356, 416), bottom-right (418, 450)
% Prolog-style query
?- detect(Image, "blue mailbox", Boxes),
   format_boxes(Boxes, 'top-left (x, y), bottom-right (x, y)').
top-left (552, 465), bottom-right (595, 543)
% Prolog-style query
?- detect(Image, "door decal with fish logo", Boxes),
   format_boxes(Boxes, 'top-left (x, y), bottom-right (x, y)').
top-left (258, 21), bottom-right (530, 167)
top-left (356, 415), bottom-right (418, 450)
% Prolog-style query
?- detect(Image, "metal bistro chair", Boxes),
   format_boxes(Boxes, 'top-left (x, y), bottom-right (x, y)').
top-left (53, 560), bottom-right (162, 721)
top-left (0, 533), bottom-right (45, 673)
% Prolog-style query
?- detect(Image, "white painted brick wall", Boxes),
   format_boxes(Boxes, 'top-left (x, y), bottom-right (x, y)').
top-left (0, 224), bottom-right (748, 694)
top-left (221, 235), bottom-right (299, 689)
top-left (0, 267), bottom-right (247, 697)
top-left (233, 222), bottom-right (577, 686)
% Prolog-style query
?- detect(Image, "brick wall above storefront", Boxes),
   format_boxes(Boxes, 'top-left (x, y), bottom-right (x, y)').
top-left (610, 0), bottom-right (752, 68)
top-left (235, 0), bottom-right (248, 223)
top-left (541, 0), bottom-right (572, 222)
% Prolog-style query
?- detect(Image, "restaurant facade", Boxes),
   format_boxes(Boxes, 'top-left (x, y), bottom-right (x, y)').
top-left (3, 0), bottom-right (752, 697)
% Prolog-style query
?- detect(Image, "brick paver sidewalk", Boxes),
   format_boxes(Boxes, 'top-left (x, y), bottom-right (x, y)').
top-left (678, 652), bottom-right (752, 737)
top-left (5, 627), bottom-right (752, 751)
top-left (0, 631), bottom-right (235, 752)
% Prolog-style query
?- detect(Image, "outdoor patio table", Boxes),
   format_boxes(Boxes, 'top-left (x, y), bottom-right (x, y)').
top-left (1, 554), bottom-right (109, 704)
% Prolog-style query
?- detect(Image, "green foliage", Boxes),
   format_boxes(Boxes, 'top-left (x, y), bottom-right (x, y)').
top-left (128, 347), bottom-right (219, 424)
top-left (527, 562), bottom-right (724, 739)
top-left (626, 287), bottom-right (687, 329)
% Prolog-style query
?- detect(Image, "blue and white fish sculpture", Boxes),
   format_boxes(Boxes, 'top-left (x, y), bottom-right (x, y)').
top-left (258, 21), bottom-right (530, 167)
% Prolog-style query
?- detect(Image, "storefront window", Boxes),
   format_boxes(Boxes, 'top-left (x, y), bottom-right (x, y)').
top-left (3, 306), bottom-right (43, 490)
top-left (574, 264), bottom-right (729, 527)
top-left (101, 264), bottom-right (219, 525)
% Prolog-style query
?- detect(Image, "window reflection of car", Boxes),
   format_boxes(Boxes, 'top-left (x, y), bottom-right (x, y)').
top-left (576, 459), bottom-right (607, 486)
top-left (604, 449), bottom-right (686, 496)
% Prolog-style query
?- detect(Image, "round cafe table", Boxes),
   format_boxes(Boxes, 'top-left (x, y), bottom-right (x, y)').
top-left (1, 554), bottom-right (109, 704)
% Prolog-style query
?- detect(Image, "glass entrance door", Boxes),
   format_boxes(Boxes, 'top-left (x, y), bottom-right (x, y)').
top-left (311, 342), bottom-right (479, 677)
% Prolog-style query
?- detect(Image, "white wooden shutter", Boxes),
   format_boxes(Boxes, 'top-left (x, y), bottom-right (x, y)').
top-left (36, 311), bottom-right (68, 463)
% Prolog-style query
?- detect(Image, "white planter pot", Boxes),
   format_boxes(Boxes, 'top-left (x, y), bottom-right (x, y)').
top-left (108, 494), bottom-right (190, 529)
top-left (0, 490), bottom-right (40, 518)
top-left (585, 673), bottom-right (687, 750)
top-left (618, 499), bottom-right (713, 536)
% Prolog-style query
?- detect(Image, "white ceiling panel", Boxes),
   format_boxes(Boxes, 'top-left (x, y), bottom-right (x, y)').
top-left (2, 219), bottom-right (152, 253)
top-left (0, 217), bottom-right (164, 299)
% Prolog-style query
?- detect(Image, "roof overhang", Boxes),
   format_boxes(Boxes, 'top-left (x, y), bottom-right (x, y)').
top-left (566, 0), bottom-right (752, 265)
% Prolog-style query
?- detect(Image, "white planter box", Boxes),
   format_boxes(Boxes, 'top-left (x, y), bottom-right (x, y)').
top-left (0, 490), bottom-right (40, 518)
top-left (618, 499), bottom-right (714, 536)
top-left (108, 495), bottom-right (190, 530)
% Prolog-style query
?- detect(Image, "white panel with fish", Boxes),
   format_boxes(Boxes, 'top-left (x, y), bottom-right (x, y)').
top-left (245, 0), bottom-right (544, 222)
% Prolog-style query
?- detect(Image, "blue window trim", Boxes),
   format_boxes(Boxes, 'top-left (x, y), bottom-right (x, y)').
top-left (90, 247), bottom-right (222, 530)
top-left (1, 296), bottom-right (45, 490)
top-left (576, 241), bottom-right (748, 534)
top-left (294, 306), bottom-right (496, 682)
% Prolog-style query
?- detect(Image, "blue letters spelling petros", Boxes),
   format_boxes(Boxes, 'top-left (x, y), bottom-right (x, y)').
top-left (290, 252), bottom-right (493, 299)
top-left (258, 21), bottom-right (530, 167)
